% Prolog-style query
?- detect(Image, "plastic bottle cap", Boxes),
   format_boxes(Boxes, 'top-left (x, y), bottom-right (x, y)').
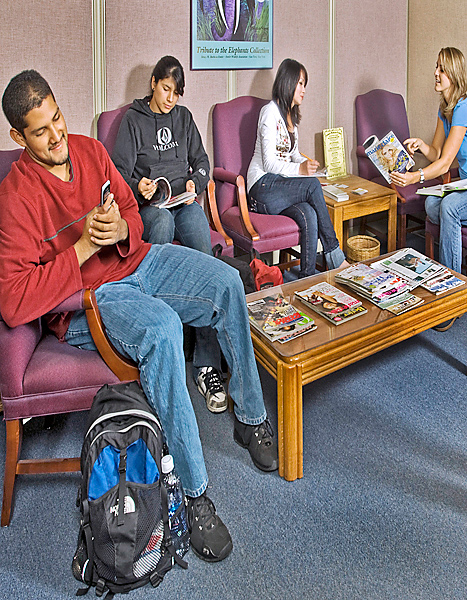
top-left (161, 454), bottom-right (174, 474)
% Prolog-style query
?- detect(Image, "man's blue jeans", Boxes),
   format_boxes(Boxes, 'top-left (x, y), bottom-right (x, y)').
top-left (249, 173), bottom-right (345, 277)
top-left (425, 190), bottom-right (467, 273)
top-left (65, 244), bottom-right (267, 497)
top-left (139, 201), bottom-right (222, 375)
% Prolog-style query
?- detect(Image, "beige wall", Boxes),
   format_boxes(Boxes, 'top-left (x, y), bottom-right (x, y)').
top-left (407, 0), bottom-right (467, 166)
top-left (336, 0), bottom-right (408, 172)
top-left (0, 0), bottom-right (409, 176)
top-left (0, 0), bottom-right (94, 148)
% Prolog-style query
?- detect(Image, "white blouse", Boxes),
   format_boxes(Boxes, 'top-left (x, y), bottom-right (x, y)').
top-left (247, 100), bottom-right (306, 192)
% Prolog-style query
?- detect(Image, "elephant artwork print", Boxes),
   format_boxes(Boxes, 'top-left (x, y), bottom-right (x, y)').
top-left (192, 0), bottom-right (272, 69)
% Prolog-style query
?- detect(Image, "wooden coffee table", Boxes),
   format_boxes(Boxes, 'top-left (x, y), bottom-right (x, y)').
top-left (247, 254), bottom-right (467, 482)
top-left (321, 174), bottom-right (398, 252)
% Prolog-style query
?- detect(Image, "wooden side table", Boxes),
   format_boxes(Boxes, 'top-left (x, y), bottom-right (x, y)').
top-left (321, 174), bottom-right (397, 252)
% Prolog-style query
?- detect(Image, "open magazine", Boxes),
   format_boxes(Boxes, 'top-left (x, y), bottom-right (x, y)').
top-left (363, 131), bottom-right (414, 184)
top-left (144, 176), bottom-right (196, 209)
top-left (417, 177), bottom-right (467, 197)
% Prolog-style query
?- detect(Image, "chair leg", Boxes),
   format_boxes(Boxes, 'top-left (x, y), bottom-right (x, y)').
top-left (1, 419), bottom-right (23, 527)
top-left (425, 230), bottom-right (435, 259)
top-left (398, 214), bottom-right (407, 249)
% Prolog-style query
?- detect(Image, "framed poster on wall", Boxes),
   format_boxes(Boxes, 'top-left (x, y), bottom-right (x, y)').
top-left (192, 0), bottom-right (273, 70)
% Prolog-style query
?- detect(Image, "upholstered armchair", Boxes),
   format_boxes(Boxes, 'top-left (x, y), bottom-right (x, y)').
top-left (211, 96), bottom-right (300, 265)
top-left (97, 104), bottom-right (234, 257)
top-left (355, 89), bottom-right (442, 248)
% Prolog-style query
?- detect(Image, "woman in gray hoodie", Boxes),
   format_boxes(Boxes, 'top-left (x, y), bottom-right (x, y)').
top-left (113, 56), bottom-right (227, 414)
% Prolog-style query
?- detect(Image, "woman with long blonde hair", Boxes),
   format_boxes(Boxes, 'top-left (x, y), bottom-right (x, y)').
top-left (391, 47), bottom-right (467, 278)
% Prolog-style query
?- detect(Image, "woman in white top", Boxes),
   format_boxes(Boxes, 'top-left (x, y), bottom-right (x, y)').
top-left (247, 58), bottom-right (347, 277)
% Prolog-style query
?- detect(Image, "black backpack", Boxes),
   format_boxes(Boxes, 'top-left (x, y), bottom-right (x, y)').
top-left (212, 244), bottom-right (256, 294)
top-left (72, 381), bottom-right (189, 598)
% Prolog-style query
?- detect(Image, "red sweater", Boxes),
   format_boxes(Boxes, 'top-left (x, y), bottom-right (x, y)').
top-left (0, 134), bottom-right (150, 337)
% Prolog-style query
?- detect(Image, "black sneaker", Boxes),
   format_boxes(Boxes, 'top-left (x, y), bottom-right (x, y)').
top-left (196, 367), bottom-right (228, 413)
top-left (234, 418), bottom-right (278, 472)
top-left (185, 493), bottom-right (233, 562)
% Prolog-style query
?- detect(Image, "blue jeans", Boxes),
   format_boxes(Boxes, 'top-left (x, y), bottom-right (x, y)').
top-left (139, 201), bottom-right (221, 375)
top-left (249, 173), bottom-right (345, 277)
top-left (425, 191), bottom-right (467, 273)
top-left (65, 244), bottom-right (267, 497)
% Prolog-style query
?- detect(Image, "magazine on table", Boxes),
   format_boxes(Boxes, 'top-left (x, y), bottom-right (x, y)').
top-left (247, 293), bottom-right (316, 342)
top-left (420, 269), bottom-right (464, 294)
top-left (335, 263), bottom-right (413, 299)
top-left (295, 282), bottom-right (367, 325)
top-left (335, 262), bottom-right (424, 312)
top-left (363, 131), bottom-right (414, 184)
top-left (416, 177), bottom-right (467, 197)
top-left (371, 248), bottom-right (445, 285)
top-left (144, 176), bottom-right (196, 209)
top-left (380, 293), bottom-right (424, 315)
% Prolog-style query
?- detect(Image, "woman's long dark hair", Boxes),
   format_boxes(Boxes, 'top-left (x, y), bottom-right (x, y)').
top-left (150, 56), bottom-right (185, 96)
top-left (272, 58), bottom-right (308, 128)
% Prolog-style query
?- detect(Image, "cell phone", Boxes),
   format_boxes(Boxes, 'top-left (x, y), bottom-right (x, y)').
top-left (100, 180), bottom-right (111, 206)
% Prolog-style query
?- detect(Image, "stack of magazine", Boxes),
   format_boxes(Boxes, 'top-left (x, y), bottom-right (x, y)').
top-left (247, 293), bottom-right (316, 343)
top-left (337, 248), bottom-right (464, 314)
top-left (294, 281), bottom-right (367, 325)
top-left (335, 263), bottom-right (423, 315)
top-left (419, 269), bottom-right (464, 294)
top-left (371, 248), bottom-right (451, 286)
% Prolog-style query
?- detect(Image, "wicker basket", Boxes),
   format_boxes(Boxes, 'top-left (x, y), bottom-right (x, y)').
top-left (346, 235), bottom-right (380, 262)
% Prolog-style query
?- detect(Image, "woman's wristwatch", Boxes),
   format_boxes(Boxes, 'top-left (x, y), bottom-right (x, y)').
top-left (418, 168), bottom-right (425, 184)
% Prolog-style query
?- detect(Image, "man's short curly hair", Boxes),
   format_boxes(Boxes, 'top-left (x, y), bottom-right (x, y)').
top-left (2, 70), bottom-right (54, 134)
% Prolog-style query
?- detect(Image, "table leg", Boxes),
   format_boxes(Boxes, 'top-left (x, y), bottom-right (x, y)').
top-left (277, 361), bottom-right (303, 481)
top-left (387, 197), bottom-right (397, 252)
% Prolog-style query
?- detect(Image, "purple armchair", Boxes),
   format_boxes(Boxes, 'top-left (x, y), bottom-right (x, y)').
top-left (0, 288), bottom-right (139, 526)
top-left (0, 148), bottom-right (139, 526)
top-left (97, 104), bottom-right (234, 257)
top-left (355, 89), bottom-right (441, 248)
top-left (211, 96), bottom-right (300, 262)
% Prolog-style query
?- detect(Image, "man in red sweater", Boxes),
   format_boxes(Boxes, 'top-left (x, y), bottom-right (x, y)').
top-left (0, 70), bottom-right (278, 563)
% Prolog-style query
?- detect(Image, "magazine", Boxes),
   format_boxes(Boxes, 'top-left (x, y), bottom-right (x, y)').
top-left (420, 269), bottom-right (464, 294)
top-left (274, 315), bottom-right (317, 343)
top-left (247, 294), bottom-right (302, 333)
top-left (335, 262), bottom-right (425, 312)
top-left (416, 177), bottom-right (467, 197)
top-left (371, 248), bottom-right (445, 285)
top-left (382, 293), bottom-right (424, 315)
top-left (335, 263), bottom-right (412, 299)
top-left (247, 294), bottom-right (316, 342)
top-left (363, 131), bottom-right (414, 184)
top-left (145, 176), bottom-right (197, 209)
top-left (295, 282), bottom-right (367, 325)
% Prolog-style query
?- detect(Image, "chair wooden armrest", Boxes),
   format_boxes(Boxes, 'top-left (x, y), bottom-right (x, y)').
top-left (213, 167), bottom-right (260, 242)
top-left (206, 180), bottom-right (233, 248)
top-left (83, 289), bottom-right (139, 381)
top-left (234, 174), bottom-right (260, 242)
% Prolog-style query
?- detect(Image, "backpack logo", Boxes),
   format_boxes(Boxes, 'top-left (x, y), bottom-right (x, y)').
top-left (110, 495), bottom-right (136, 517)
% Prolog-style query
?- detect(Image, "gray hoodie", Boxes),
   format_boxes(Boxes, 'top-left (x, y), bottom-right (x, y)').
top-left (112, 97), bottom-right (210, 203)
